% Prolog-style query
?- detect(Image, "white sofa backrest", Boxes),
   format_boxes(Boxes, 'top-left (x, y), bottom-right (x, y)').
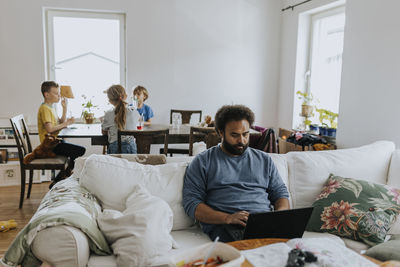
top-left (269, 153), bottom-right (292, 207)
top-left (166, 156), bottom-right (195, 164)
top-left (286, 141), bottom-right (395, 208)
top-left (79, 154), bottom-right (194, 231)
top-left (388, 149), bottom-right (400, 188)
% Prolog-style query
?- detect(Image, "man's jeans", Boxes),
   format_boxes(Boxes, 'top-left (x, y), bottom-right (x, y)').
top-left (208, 224), bottom-right (245, 242)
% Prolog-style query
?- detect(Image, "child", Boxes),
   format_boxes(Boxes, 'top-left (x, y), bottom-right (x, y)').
top-left (102, 85), bottom-right (140, 154)
top-left (133, 86), bottom-right (154, 125)
top-left (37, 81), bottom-right (86, 188)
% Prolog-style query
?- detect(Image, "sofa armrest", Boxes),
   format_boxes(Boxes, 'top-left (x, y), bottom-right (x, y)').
top-left (31, 225), bottom-right (90, 267)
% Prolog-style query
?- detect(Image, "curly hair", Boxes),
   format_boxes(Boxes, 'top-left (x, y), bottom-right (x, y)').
top-left (215, 105), bottom-right (255, 132)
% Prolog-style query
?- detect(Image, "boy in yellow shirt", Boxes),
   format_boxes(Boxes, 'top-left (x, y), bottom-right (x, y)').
top-left (38, 81), bottom-right (85, 188)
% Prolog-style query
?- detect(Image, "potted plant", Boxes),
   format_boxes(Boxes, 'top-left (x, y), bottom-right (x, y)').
top-left (296, 90), bottom-right (313, 117)
top-left (315, 108), bottom-right (338, 137)
top-left (81, 95), bottom-right (97, 124)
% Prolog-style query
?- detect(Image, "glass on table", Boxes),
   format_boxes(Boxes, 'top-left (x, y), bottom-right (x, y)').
top-left (137, 115), bottom-right (144, 130)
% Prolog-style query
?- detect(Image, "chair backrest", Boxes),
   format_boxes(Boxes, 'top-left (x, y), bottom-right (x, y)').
top-left (170, 109), bottom-right (202, 124)
top-left (9, 114), bottom-right (33, 163)
top-left (118, 128), bottom-right (169, 155)
top-left (189, 126), bottom-right (220, 156)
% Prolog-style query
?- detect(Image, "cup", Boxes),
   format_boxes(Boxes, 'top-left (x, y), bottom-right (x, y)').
top-left (137, 115), bottom-right (144, 130)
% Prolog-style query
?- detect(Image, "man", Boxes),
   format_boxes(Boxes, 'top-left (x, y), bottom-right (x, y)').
top-left (37, 81), bottom-right (86, 188)
top-left (183, 105), bottom-right (289, 242)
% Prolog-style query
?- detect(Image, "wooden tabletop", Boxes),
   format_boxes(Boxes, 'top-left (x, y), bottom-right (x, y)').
top-left (58, 123), bottom-right (261, 145)
top-left (227, 238), bottom-right (382, 267)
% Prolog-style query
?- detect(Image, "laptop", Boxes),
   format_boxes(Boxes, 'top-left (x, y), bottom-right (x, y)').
top-left (234, 207), bottom-right (314, 240)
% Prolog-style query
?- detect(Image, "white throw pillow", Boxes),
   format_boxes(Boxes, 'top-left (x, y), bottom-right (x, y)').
top-left (287, 141), bottom-right (395, 208)
top-left (80, 154), bottom-right (194, 230)
top-left (192, 141), bottom-right (207, 155)
top-left (73, 157), bottom-right (87, 178)
top-left (97, 185), bottom-right (174, 267)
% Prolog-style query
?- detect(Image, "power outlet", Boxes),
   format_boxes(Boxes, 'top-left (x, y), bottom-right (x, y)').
top-left (5, 169), bottom-right (15, 178)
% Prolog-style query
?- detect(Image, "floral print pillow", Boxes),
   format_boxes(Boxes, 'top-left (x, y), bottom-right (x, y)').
top-left (306, 174), bottom-right (400, 246)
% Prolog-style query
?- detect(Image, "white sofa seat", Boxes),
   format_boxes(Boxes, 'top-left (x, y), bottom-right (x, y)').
top-left (87, 227), bottom-right (211, 267)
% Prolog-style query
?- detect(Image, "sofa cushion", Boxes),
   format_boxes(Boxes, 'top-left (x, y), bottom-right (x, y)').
top-left (287, 141), bottom-right (395, 208)
top-left (389, 216), bottom-right (400, 235)
top-left (97, 185), bottom-right (174, 267)
top-left (306, 174), bottom-right (400, 246)
top-left (269, 153), bottom-right (291, 207)
top-left (80, 154), bottom-right (194, 230)
top-left (87, 227), bottom-right (211, 267)
top-left (32, 225), bottom-right (90, 267)
top-left (73, 154), bottom-right (167, 178)
top-left (88, 255), bottom-right (116, 267)
top-left (364, 235), bottom-right (400, 261)
top-left (341, 237), bottom-right (370, 253)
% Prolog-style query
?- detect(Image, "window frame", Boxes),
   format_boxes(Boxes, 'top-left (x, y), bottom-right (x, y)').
top-left (44, 9), bottom-right (126, 86)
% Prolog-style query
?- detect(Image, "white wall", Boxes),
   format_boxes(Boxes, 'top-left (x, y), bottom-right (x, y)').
top-left (337, 0), bottom-right (400, 148)
top-left (0, 0), bottom-right (282, 128)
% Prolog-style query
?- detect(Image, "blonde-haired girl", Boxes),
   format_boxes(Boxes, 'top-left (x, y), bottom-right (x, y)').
top-left (102, 84), bottom-right (139, 154)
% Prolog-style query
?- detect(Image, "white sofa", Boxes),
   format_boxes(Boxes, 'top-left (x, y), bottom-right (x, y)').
top-left (29, 141), bottom-right (400, 267)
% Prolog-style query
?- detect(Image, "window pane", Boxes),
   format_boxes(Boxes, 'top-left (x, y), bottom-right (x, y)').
top-left (52, 15), bottom-right (122, 118)
top-left (309, 11), bottom-right (345, 125)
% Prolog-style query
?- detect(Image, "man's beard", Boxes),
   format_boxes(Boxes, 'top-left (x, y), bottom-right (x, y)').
top-left (222, 139), bottom-right (249, 155)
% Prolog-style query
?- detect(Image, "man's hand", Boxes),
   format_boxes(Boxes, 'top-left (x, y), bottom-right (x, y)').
top-left (224, 211), bottom-right (249, 227)
top-left (194, 203), bottom-right (249, 226)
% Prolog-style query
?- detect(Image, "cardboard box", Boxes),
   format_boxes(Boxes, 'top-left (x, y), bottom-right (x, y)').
top-left (278, 138), bottom-right (312, 154)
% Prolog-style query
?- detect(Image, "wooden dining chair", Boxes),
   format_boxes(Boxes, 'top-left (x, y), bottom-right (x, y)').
top-left (162, 109), bottom-right (203, 156)
top-left (118, 128), bottom-right (169, 155)
top-left (188, 126), bottom-right (221, 156)
top-left (170, 109), bottom-right (202, 124)
top-left (10, 115), bottom-right (68, 208)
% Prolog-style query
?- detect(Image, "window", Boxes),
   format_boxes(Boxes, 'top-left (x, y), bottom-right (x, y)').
top-left (45, 10), bottom-right (126, 118)
top-left (293, 6), bottom-right (345, 129)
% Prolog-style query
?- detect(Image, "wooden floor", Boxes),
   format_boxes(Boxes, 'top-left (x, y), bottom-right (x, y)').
top-left (0, 182), bottom-right (50, 258)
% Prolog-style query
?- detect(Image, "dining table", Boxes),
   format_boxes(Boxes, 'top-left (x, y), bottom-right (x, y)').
top-left (58, 123), bottom-right (261, 146)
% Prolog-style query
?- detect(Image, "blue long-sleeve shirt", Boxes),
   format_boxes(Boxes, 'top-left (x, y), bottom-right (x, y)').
top-left (182, 145), bottom-right (289, 234)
